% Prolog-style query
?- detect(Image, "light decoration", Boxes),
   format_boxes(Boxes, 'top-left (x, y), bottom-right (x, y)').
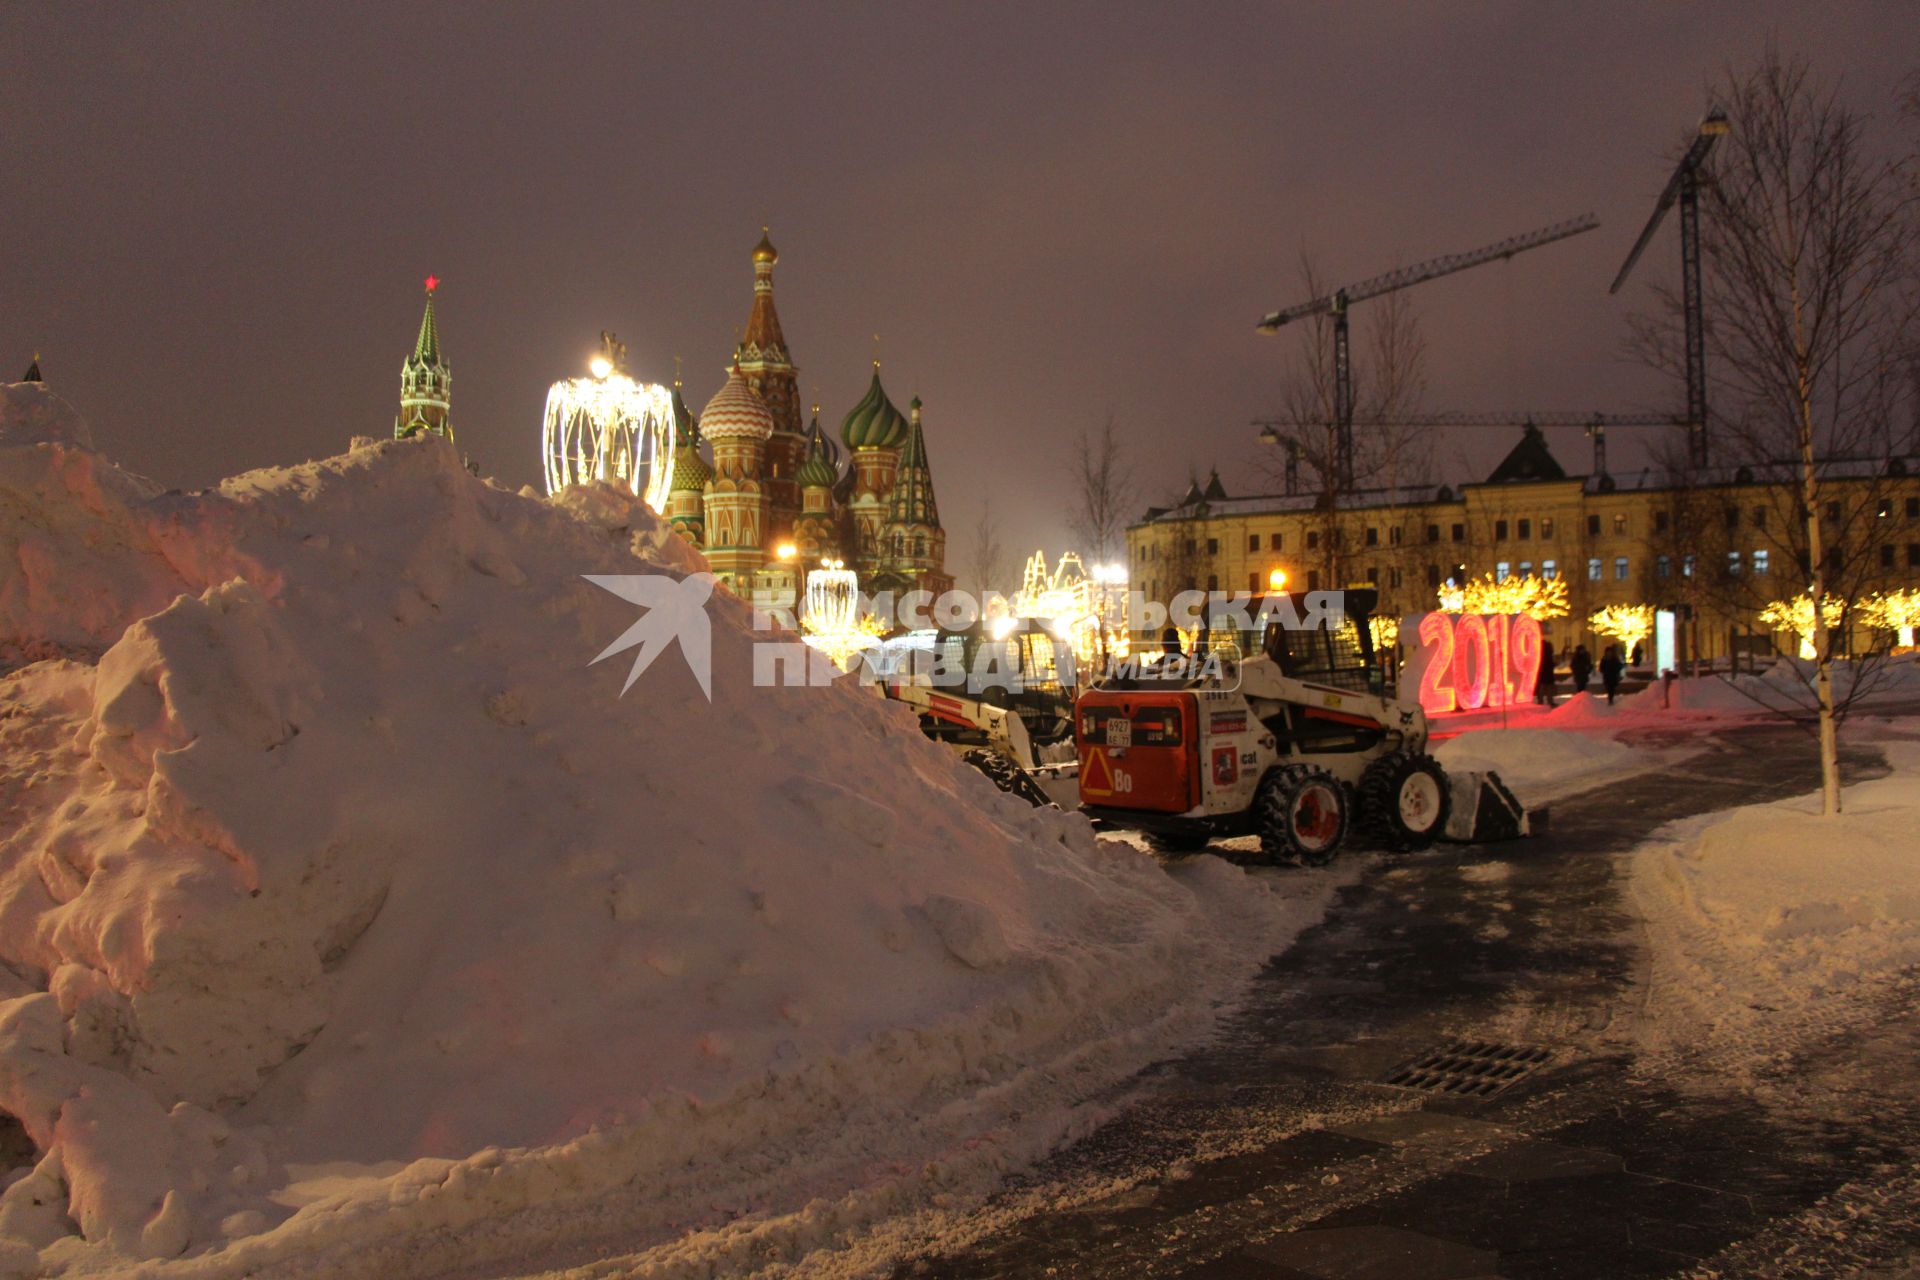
top-left (1759, 593), bottom-right (1850, 660)
top-left (1368, 615), bottom-right (1400, 651)
top-left (800, 559), bottom-right (886, 670)
top-left (1406, 611), bottom-right (1543, 714)
top-left (1011, 550), bottom-right (1102, 661)
top-left (1862, 588), bottom-right (1920, 645)
top-left (1437, 572), bottom-right (1569, 620)
top-left (541, 354), bottom-right (677, 513)
top-left (1588, 603), bottom-right (1655, 655)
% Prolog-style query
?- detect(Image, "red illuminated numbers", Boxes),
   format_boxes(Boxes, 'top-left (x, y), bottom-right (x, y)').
top-left (1453, 615), bottom-right (1491, 711)
top-left (1510, 615), bottom-right (1542, 702)
top-left (1416, 613), bottom-right (1457, 713)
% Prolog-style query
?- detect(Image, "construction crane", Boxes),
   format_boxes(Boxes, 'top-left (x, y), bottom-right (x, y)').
top-left (1609, 109), bottom-right (1729, 470)
top-left (1256, 214), bottom-right (1601, 493)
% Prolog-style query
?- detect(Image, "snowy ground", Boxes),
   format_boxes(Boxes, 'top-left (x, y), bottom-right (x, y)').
top-left (1629, 717), bottom-right (1920, 1084)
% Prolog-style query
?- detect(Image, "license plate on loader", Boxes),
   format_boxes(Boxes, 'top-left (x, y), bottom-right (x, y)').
top-left (1105, 718), bottom-right (1132, 749)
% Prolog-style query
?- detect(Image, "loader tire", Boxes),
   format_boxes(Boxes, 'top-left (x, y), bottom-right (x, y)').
top-left (1147, 829), bottom-right (1212, 854)
top-left (1357, 751), bottom-right (1451, 852)
top-left (1256, 765), bottom-right (1350, 866)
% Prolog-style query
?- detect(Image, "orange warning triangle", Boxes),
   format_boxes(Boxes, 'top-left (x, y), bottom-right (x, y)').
top-left (1081, 747), bottom-right (1115, 798)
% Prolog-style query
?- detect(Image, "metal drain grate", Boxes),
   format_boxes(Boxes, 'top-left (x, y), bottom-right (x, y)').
top-left (1384, 1040), bottom-right (1554, 1097)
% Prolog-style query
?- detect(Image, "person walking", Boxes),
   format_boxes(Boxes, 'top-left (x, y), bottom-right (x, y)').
top-left (1536, 639), bottom-right (1558, 706)
top-left (1600, 644), bottom-right (1625, 705)
top-left (1570, 644), bottom-right (1593, 697)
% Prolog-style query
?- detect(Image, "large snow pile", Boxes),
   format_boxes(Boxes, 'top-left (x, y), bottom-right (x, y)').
top-left (1630, 732), bottom-right (1920, 1078)
top-left (0, 418), bottom-right (1315, 1277)
top-left (1433, 726), bottom-right (1642, 804)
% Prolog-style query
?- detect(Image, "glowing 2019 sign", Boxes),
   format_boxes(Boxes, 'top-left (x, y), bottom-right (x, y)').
top-left (1405, 612), bottom-right (1543, 714)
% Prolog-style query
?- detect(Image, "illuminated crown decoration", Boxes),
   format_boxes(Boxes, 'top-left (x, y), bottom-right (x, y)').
top-left (542, 344), bottom-right (677, 513)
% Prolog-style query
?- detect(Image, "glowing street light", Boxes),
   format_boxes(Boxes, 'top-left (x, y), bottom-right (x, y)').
top-left (1267, 568), bottom-right (1289, 592)
top-left (775, 541), bottom-right (798, 562)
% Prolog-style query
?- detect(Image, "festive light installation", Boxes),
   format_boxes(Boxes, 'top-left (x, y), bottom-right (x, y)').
top-left (1863, 588), bottom-right (1920, 640)
top-left (1405, 612), bottom-right (1543, 714)
top-left (1368, 615), bottom-right (1400, 651)
top-left (1759, 593), bottom-right (1850, 660)
top-left (1588, 603), bottom-right (1655, 656)
top-left (541, 358), bottom-right (677, 513)
top-left (1012, 550), bottom-right (1104, 661)
top-left (800, 559), bottom-right (885, 670)
top-left (1436, 572), bottom-right (1569, 620)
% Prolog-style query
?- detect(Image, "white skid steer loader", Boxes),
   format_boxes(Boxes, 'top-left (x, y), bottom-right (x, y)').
top-left (1076, 590), bottom-right (1528, 862)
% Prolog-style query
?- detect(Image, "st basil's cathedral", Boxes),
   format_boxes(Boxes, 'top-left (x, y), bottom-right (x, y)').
top-left (662, 232), bottom-right (951, 612)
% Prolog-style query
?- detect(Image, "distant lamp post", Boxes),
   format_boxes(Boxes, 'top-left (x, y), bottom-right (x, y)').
top-left (775, 541), bottom-right (798, 562)
top-left (1268, 567), bottom-right (1289, 593)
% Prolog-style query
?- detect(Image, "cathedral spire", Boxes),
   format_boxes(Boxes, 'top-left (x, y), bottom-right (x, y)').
top-left (21, 353), bottom-right (42, 383)
top-left (886, 396), bottom-right (940, 529)
top-left (395, 276), bottom-right (453, 442)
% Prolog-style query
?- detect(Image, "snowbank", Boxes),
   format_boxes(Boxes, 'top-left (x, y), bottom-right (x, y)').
top-left (0, 430), bottom-right (1317, 1276)
top-left (1630, 733), bottom-right (1920, 1077)
top-left (1433, 726), bottom-right (1642, 804)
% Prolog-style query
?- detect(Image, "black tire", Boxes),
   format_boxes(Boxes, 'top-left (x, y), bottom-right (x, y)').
top-left (1357, 751), bottom-right (1451, 852)
top-left (1147, 829), bottom-right (1212, 854)
top-left (959, 748), bottom-right (1055, 808)
top-left (1256, 765), bottom-right (1350, 866)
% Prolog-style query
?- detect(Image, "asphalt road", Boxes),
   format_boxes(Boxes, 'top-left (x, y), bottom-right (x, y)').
top-left (891, 723), bottom-right (1920, 1280)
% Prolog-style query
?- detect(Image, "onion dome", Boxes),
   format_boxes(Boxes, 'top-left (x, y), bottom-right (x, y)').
top-left (751, 229), bottom-right (779, 265)
top-left (840, 365), bottom-right (908, 451)
top-left (797, 427), bottom-right (838, 490)
top-left (670, 416), bottom-right (711, 490)
top-left (698, 362), bottom-right (774, 441)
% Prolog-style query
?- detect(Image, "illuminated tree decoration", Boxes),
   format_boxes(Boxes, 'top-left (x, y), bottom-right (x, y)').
top-left (542, 365), bottom-right (677, 514)
top-left (1759, 593), bottom-right (1850, 660)
top-left (1368, 615), bottom-right (1400, 651)
top-left (1588, 603), bottom-right (1655, 654)
top-left (800, 560), bottom-right (885, 670)
top-left (1860, 589), bottom-right (1920, 633)
top-left (1436, 572), bottom-right (1569, 620)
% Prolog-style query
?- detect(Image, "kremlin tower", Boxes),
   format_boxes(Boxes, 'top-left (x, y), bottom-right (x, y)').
top-left (394, 278), bottom-right (452, 442)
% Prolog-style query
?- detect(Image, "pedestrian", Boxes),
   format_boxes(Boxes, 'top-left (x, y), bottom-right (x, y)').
top-left (1600, 644), bottom-right (1625, 705)
top-left (1570, 644), bottom-right (1593, 697)
top-left (1630, 641), bottom-right (1645, 667)
top-left (1536, 639), bottom-right (1558, 706)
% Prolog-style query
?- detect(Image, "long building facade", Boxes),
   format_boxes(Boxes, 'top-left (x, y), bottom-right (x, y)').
top-left (1129, 426), bottom-right (1920, 665)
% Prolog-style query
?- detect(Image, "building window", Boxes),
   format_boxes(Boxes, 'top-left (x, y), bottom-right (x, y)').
top-left (1655, 510), bottom-right (1670, 534)
top-left (1248, 533), bottom-right (1260, 552)
top-left (1518, 518), bottom-right (1532, 540)
top-left (1366, 526), bottom-right (1379, 547)
top-left (1728, 550), bottom-right (1742, 575)
top-left (1518, 561), bottom-right (1532, 576)
top-left (1496, 561), bottom-right (1511, 582)
top-left (1426, 563), bottom-right (1441, 587)
top-left (1683, 554), bottom-right (1696, 577)
top-left (1207, 537), bottom-right (1219, 555)
top-left (1541, 517), bottom-right (1555, 539)
top-left (1248, 572), bottom-right (1259, 594)
top-left (1826, 500), bottom-right (1841, 522)
top-left (1614, 556), bottom-right (1629, 580)
top-left (1878, 498), bottom-right (1894, 518)
top-left (1726, 506), bottom-right (1740, 529)
top-left (1587, 515), bottom-right (1601, 537)
top-left (1307, 531), bottom-right (1320, 550)
top-left (1270, 532), bottom-right (1282, 550)
top-left (1754, 507), bottom-right (1767, 529)
top-left (1613, 514), bottom-right (1628, 536)
top-left (1390, 567), bottom-right (1403, 588)
top-left (1495, 519), bottom-right (1509, 540)
top-left (1542, 559), bottom-right (1557, 579)
top-left (1587, 558), bottom-right (1602, 581)
top-left (1656, 555), bottom-right (1671, 578)
top-left (1185, 538), bottom-right (1196, 555)
top-left (1207, 573), bottom-right (1219, 592)
top-left (1307, 570), bottom-right (1321, 591)
top-left (1909, 544), bottom-right (1920, 568)
top-left (1426, 523), bottom-right (1441, 543)
top-left (1881, 544), bottom-right (1896, 568)
top-left (1908, 497), bottom-right (1919, 519)
top-left (1452, 523), bottom-right (1465, 542)
top-left (1390, 526), bottom-right (1402, 546)
top-left (1754, 549), bottom-right (1770, 575)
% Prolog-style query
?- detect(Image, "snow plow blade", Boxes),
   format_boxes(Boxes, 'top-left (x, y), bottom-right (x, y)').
top-left (1442, 770), bottom-right (1530, 842)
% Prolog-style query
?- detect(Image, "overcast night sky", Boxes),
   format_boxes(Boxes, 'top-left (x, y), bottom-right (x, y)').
top-left (4, 3), bottom-right (1913, 566)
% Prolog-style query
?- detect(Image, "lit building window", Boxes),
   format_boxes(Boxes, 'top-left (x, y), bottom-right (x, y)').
top-left (1683, 554), bottom-right (1696, 577)
top-left (1587, 558), bottom-right (1602, 581)
top-left (1541, 518), bottom-right (1555, 538)
top-left (1656, 555), bottom-right (1671, 578)
top-left (1728, 550), bottom-right (1742, 575)
top-left (1542, 559), bottom-right (1557, 579)
top-left (1614, 514), bottom-right (1628, 536)
top-left (1754, 549), bottom-right (1770, 575)
top-left (1519, 561), bottom-right (1533, 576)
top-left (1614, 556), bottom-right (1629, 580)
top-left (1496, 561), bottom-right (1511, 582)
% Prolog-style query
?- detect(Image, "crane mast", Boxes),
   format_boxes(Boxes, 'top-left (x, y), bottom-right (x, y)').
top-left (1256, 214), bottom-right (1600, 492)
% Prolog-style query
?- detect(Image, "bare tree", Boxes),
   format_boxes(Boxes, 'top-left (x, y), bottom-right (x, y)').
top-left (1257, 252), bottom-right (1434, 598)
top-left (1630, 47), bottom-right (1918, 813)
top-left (965, 498), bottom-right (1008, 598)
top-left (1067, 414), bottom-right (1137, 568)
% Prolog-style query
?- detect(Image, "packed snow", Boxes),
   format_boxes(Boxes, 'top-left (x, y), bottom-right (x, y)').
top-left (1432, 725), bottom-right (1643, 805)
top-left (1630, 729), bottom-right (1920, 1079)
top-left (0, 398), bottom-right (1337, 1277)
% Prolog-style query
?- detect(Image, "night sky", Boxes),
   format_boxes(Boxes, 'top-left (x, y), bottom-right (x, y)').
top-left (4, 3), bottom-right (1911, 568)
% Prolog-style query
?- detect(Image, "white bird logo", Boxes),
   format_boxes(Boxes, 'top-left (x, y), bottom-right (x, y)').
top-left (585, 572), bottom-right (715, 700)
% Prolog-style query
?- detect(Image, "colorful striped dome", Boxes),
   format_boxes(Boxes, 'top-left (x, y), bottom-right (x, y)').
top-left (840, 366), bottom-right (908, 451)
top-left (698, 363), bottom-right (773, 442)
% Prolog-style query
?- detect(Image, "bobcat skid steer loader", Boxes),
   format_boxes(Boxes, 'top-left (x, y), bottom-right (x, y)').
top-left (1076, 590), bottom-right (1526, 862)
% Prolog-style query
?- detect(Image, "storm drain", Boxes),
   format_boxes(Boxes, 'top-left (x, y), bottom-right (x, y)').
top-left (1383, 1040), bottom-right (1554, 1097)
